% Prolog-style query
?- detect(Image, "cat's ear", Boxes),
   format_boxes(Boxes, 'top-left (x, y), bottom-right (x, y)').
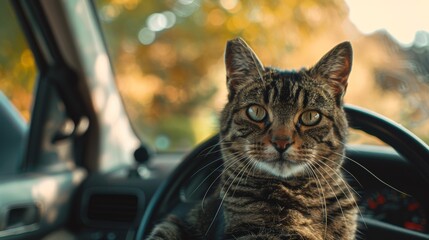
top-left (225, 38), bottom-right (265, 95)
top-left (309, 41), bottom-right (352, 101)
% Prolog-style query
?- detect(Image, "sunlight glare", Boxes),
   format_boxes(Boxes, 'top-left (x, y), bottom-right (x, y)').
top-left (220, 0), bottom-right (239, 11)
top-left (147, 13), bottom-right (168, 32)
top-left (345, 0), bottom-right (429, 45)
top-left (138, 27), bottom-right (156, 45)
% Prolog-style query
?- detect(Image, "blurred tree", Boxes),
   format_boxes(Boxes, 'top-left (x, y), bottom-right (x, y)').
top-left (95, 0), bottom-right (351, 150)
top-left (0, 1), bottom-right (36, 121)
top-left (2, 0), bottom-right (428, 150)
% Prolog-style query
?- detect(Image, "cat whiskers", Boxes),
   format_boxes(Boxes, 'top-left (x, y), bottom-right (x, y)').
top-left (325, 144), bottom-right (410, 197)
top-left (196, 139), bottom-right (259, 204)
top-left (189, 158), bottom-right (224, 198)
top-left (231, 156), bottom-right (255, 198)
top-left (302, 149), bottom-right (362, 196)
top-left (304, 149), bottom-right (366, 227)
top-left (205, 154), bottom-right (253, 236)
top-left (206, 141), bottom-right (260, 235)
top-left (190, 137), bottom-right (232, 178)
top-left (189, 139), bottom-right (239, 197)
top-left (194, 136), bottom-right (225, 158)
top-left (200, 151), bottom-right (248, 210)
top-left (311, 155), bottom-right (367, 229)
top-left (304, 162), bottom-right (328, 238)
top-left (304, 147), bottom-right (364, 190)
top-left (246, 158), bottom-right (261, 184)
top-left (309, 160), bottom-right (349, 221)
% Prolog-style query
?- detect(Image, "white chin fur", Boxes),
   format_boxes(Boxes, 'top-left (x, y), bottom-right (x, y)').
top-left (256, 161), bottom-right (306, 178)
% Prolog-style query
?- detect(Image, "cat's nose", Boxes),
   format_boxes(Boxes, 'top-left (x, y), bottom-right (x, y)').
top-left (270, 136), bottom-right (293, 153)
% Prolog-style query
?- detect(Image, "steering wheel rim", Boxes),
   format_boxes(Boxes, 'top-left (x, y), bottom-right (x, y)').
top-left (136, 104), bottom-right (429, 239)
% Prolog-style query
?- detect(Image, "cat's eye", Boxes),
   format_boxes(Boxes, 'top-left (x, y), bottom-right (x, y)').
top-left (247, 105), bottom-right (267, 122)
top-left (300, 110), bottom-right (321, 126)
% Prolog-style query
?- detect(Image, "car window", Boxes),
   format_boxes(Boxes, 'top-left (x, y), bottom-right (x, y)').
top-left (95, 0), bottom-right (429, 151)
top-left (0, 1), bottom-right (37, 175)
top-left (0, 1), bottom-right (36, 122)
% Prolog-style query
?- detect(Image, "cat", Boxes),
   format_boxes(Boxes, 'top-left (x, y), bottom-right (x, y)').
top-left (146, 38), bottom-right (358, 240)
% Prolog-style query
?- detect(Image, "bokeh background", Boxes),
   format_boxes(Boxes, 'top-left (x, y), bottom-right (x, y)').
top-left (1, 0), bottom-right (429, 151)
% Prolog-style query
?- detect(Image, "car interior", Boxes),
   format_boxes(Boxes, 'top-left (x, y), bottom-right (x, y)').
top-left (1, 0), bottom-right (429, 240)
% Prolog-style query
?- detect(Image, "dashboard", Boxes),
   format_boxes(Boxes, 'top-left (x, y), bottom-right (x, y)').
top-left (360, 188), bottom-right (428, 233)
top-left (345, 145), bottom-right (429, 237)
top-left (70, 145), bottom-right (429, 239)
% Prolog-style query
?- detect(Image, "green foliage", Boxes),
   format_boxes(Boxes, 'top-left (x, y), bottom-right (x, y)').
top-left (0, 1), bottom-right (36, 121)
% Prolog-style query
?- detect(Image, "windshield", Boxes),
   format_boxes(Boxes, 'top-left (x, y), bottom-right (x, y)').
top-left (95, 0), bottom-right (429, 151)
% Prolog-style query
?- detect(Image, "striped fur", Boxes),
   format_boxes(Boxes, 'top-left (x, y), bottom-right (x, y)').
top-left (146, 39), bottom-right (357, 240)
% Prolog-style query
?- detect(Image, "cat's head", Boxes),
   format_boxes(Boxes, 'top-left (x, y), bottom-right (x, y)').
top-left (220, 38), bottom-right (352, 179)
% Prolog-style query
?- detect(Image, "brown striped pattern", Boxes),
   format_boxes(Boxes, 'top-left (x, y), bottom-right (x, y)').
top-left (146, 39), bottom-right (357, 240)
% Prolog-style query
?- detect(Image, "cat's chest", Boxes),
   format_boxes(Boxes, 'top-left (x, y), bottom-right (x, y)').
top-left (222, 190), bottom-right (324, 237)
top-left (222, 180), bottom-right (323, 216)
top-left (220, 179), bottom-right (337, 238)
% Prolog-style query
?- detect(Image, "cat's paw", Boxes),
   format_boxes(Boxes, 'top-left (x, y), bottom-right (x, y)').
top-left (144, 215), bottom-right (186, 240)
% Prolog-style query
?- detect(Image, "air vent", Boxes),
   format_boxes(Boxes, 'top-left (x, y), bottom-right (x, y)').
top-left (87, 194), bottom-right (138, 223)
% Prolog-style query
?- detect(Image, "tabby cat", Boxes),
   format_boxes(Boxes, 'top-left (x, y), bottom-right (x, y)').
top-left (147, 38), bottom-right (358, 240)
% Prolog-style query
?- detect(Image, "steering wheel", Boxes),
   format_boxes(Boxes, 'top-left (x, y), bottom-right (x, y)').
top-left (136, 105), bottom-right (429, 240)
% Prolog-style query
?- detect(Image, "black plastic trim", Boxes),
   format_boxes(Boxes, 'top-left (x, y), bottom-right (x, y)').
top-left (346, 105), bottom-right (429, 183)
top-left (11, 0), bottom-right (94, 171)
top-left (359, 218), bottom-right (429, 240)
top-left (137, 135), bottom-right (221, 239)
